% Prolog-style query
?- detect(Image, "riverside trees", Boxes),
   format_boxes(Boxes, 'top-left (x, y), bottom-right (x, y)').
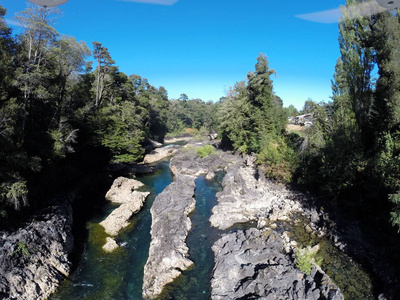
top-left (0, 5), bottom-right (171, 218)
top-left (218, 54), bottom-right (295, 181)
top-left (297, 0), bottom-right (400, 232)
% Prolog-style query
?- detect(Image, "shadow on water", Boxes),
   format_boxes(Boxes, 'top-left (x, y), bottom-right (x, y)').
top-left (51, 160), bottom-right (172, 300)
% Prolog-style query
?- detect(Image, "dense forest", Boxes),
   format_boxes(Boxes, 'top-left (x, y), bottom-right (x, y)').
top-left (1, 0), bottom-right (400, 240)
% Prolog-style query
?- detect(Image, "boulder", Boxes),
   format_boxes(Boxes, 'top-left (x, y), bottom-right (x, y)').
top-left (143, 145), bottom-right (180, 164)
top-left (105, 177), bottom-right (145, 204)
top-left (209, 165), bottom-right (303, 230)
top-left (102, 237), bottom-right (119, 253)
top-left (211, 228), bottom-right (344, 300)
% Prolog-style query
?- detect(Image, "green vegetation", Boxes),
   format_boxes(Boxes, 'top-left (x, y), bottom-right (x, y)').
top-left (12, 241), bottom-right (35, 258)
top-left (217, 54), bottom-right (295, 181)
top-left (294, 246), bottom-right (323, 275)
top-left (0, 4), bottom-right (221, 222)
top-left (292, 0), bottom-right (400, 233)
top-left (196, 145), bottom-right (215, 158)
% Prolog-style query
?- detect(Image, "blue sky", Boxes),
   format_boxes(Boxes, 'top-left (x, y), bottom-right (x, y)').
top-left (3, 0), bottom-right (347, 109)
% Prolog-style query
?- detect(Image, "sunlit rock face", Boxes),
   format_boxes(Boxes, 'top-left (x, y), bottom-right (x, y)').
top-left (211, 228), bottom-right (344, 300)
top-left (100, 176), bottom-right (150, 238)
top-left (209, 165), bottom-right (304, 230)
top-left (0, 203), bottom-right (74, 300)
top-left (142, 174), bottom-right (196, 299)
top-left (143, 145), bottom-right (180, 164)
top-left (142, 145), bottom-right (241, 299)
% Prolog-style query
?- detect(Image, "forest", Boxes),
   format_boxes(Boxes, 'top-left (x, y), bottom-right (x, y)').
top-left (1, 0), bottom-right (400, 242)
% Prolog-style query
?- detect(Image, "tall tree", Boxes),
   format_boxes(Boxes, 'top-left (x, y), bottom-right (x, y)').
top-left (92, 41), bottom-right (115, 108)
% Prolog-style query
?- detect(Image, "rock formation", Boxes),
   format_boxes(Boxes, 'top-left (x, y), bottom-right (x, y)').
top-left (142, 145), bottom-right (241, 299)
top-left (142, 174), bottom-right (196, 299)
top-left (211, 228), bottom-right (344, 300)
top-left (143, 145), bottom-right (180, 164)
top-left (0, 203), bottom-right (74, 300)
top-left (100, 177), bottom-right (150, 246)
top-left (210, 164), bottom-right (303, 230)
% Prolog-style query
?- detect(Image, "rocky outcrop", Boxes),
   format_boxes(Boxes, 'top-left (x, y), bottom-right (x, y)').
top-left (0, 203), bottom-right (74, 300)
top-left (142, 147), bottom-right (242, 299)
top-left (142, 174), bottom-right (196, 299)
top-left (170, 148), bottom-right (242, 177)
top-left (210, 165), bottom-right (304, 230)
top-left (104, 177), bottom-right (145, 204)
top-left (100, 177), bottom-right (149, 245)
top-left (211, 228), bottom-right (344, 300)
top-left (143, 145), bottom-right (181, 164)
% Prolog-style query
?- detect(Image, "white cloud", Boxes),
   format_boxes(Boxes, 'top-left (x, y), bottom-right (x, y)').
top-left (296, 8), bottom-right (341, 24)
top-left (118, 0), bottom-right (178, 5)
top-left (5, 18), bottom-right (21, 27)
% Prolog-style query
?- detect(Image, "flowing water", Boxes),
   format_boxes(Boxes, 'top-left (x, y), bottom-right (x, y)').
top-left (51, 158), bottom-right (375, 300)
top-left (51, 160), bottom-right (172, 300)
top-left (158, 173), bottom-right (224, 300)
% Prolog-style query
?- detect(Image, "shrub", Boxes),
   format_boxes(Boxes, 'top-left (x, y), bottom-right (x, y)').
top-left (295, 246), bottom-right (323, 275)
top-left (196, 145), bottom-right (215, 158)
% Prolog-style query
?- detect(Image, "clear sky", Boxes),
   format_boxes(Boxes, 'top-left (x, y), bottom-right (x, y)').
top-left (3, 0), bottom-right (347, 110)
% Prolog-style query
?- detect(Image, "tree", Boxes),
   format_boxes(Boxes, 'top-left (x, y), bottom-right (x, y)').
top-left (92, 41), bottom-right (115, 107)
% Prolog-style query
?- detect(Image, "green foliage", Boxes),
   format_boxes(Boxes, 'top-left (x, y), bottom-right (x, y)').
top-left (95, 102), bottom-right (145, 163)
top-left (166, 97), bottom-right (219, 135)
top-left (12, 241), bottom-right (36, 259)
top-left (389, 194), bottom-right (400, 232)
top-left (295, 246), bottom-right (323, 275)
top-left (196, 145), bottom-right (215, 158)
top-left (257, 136), bottom-right (299, 182)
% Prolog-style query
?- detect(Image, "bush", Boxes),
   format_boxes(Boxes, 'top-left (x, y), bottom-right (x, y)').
top-left (196, 145), bottom-right (215, 158)
top-left (294, 246), bottom-right (323, 275)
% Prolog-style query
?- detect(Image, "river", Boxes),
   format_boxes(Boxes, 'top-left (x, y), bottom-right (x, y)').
top-left (51, 161), bottom-right (224, 300)
top-left (51, 157), bottom-right (375, 300)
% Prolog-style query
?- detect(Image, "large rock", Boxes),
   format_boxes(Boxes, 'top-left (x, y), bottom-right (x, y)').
top-left (210, 165), bottom-right (303, 230)
top-left (170, 148), bottom-right (242, 177)
top-left (142, 174), bottom-right (196, 299)
top-left (101, 177), bottom-right (150, 236)
top-left (143, 145), bottom-right (181, 164)
top-left (211, 228), bottom-right (344, 300)
top-left (105, 177), bottom-right (145, 204)
top-left (0, 203), bottom-right (74, 300)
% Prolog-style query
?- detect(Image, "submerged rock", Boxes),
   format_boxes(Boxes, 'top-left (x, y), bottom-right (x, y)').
top-left (211, 228), bottom-right (344, 300)
top-left (0, 203), bottom-right (74, 300)
top-left (142, 174), bottom-right (196, 299)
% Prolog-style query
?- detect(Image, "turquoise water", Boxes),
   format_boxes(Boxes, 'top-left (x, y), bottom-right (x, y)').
top-left (159, 173), bottom-right (224, 300)
top-left (50, 159), bottom-right (374, 300)
top-left (51, 160), bottom-right (172, 300)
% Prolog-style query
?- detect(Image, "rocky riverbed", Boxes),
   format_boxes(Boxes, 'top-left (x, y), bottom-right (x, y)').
top-left (211, 228), bottom-right (343, 300)
top-left (100, 177), bottom-right (150, 252)
top-left (0, 201), bottom-right (74, 300)
top-left (142, 141), bottom-right (346, 299)
top-left (142, 142), bottom-right (241, 299)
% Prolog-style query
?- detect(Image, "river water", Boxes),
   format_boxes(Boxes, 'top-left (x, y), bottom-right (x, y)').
top-left (51, 160), bottom-right (172, 300)
top-left (52, 158), bottom-right (375, 300)
top-left (51, 161), bottom-right (224, 300)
